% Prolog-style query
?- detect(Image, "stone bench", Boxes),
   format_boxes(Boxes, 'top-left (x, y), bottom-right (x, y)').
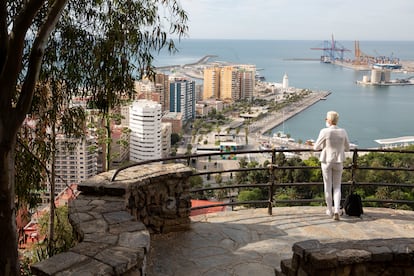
top-left (277, 238), bottom-right (414, 276)
top-left (32, 163), bottom-right (193, 275)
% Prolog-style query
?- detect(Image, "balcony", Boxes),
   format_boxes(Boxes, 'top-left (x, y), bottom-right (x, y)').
top-left (31, 148), bottom-right (414, 275)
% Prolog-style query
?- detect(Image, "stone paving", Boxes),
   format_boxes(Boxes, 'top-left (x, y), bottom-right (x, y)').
top-left (147, 206), bottom-right (414, 276)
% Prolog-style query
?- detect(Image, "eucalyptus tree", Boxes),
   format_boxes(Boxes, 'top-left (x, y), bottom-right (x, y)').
top-left (0, 1), bottom-right (188, 274)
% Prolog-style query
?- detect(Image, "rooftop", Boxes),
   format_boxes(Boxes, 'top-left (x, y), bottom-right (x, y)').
top-left (147, 206), bottom-right (414, 276)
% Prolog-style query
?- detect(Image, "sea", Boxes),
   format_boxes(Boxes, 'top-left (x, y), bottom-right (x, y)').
top-left (153, 39), bottom-right (414, 148)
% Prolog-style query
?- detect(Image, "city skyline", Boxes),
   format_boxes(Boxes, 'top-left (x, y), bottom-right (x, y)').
top-left (179, 0), bottom-right (414, 41)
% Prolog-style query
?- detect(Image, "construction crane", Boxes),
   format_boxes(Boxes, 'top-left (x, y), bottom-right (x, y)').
top-left (311, 34), bottom-right (351, 63)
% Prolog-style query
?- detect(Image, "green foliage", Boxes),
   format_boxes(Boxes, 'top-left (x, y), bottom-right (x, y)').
top-left (238, 188), bottom-right (264, 207)
top-left (20, 206), bottom-right (75, 273)
top-left (274, 187), bottom-right (301, 207)
top-left (189, 175), bottom-right (203, 189)
top-left (37, 206), bottom-right (75, 255)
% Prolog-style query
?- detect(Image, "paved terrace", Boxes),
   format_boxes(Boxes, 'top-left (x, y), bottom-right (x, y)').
top-left (147, 206), bottom-right (414, 276)
top-left (32, 163), bottom-right (414, 275)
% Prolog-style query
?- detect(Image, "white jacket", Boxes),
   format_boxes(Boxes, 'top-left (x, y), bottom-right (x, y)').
top-left (313, 125), bottom-right (350, 163)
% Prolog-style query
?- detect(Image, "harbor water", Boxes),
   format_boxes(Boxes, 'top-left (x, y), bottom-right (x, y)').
top-left (154, 39), bottom-right (414, 148)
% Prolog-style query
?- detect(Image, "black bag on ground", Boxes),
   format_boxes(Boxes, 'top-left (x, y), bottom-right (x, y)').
top-left (344, 192), bottom-right (363, 217)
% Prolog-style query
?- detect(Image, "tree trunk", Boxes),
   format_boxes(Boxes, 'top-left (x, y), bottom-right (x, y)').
top-left (48, 121), bottom-right (56, 254)
top-left (0, 134), bottom-right (19, 275)
top-left (105, 114), bottom-right (111, 172)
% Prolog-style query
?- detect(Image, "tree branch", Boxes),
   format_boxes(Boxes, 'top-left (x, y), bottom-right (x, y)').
top-left (0, 0), bottom-right (8, 74)
top-left (15, 0), bottom-right (69, 128)
top-left (3, 1), bottom-right (45, 92)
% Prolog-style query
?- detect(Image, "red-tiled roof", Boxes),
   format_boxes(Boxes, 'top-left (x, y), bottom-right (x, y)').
top-left (190, 200), bottom-right (226, 216)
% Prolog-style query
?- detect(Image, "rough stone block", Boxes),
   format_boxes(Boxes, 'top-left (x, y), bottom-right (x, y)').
top-left (109, 220), bottom-right (147, 235)
top-left (57, 256), bottom-right (114, 275)
top-left (118, 231), bottom-right (150, 252)
top-left (368, 245), bottom-right (393, 262)
top-left (280, 259), bottom-right (294, 275)
top-left (31, 252), bottom-right (89, 275)
top-left (94, 246), bottom-right (144, 275)
top-left (308, 250), bottom-right (339, 269)
top-left (70, 241), bottom-right (110, 258)
top-left (103, 210), bottom-right (134, 225)
top-left (336, 249), bottom-right (371, 265)
top-left (79, 218), bottom-right (108, 234)
top-left (293, 239), bottom-right (321, 259)
top-left (83, 232), bottom-right (118, 245)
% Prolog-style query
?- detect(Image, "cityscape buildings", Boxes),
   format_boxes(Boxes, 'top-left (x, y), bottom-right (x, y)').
top-left (203, 65), bottom-right (255, 102)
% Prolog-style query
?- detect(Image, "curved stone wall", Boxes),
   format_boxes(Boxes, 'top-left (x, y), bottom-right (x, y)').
top-left (277, 238), bottom-right (414, 275)
top-left (31, 163), bottom-right (193, 275)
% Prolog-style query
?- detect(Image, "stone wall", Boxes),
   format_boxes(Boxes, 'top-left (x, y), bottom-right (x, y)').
top-left (277, 238), bottom-right (414, 276)
top-left (31, 163), bottom-right (193, 275)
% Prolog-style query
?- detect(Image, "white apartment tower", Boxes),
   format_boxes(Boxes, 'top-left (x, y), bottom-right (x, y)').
top-left (129, 100), bottom-right (162, 162)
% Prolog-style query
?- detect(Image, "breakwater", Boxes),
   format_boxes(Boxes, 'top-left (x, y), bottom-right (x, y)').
top-left (250, 91), bottom-right (331, 135)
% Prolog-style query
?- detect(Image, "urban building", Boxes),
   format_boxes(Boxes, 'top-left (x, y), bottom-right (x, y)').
top-left (169, 78), bottom-right (196, 123)
top-left (129, 100), bottom-right (162, 162)
top-left (161, 112), bottom-right (183, 134)
top-left (203, 66), bottom-right (221, 100)
top-left (203, 65), bottom-right (255, 102)
top-left (161, 122), bottom-right (172, 158)
top-left (134, 79), bottom-right (155, 99)
top-left (155, 73), bottom-right (170, 113)
top-left (196, 99), bottom-right (225, 117)
top-left (239, 68), bottom-right (255, 100)
top-left (110, 125), bottom-right (130, 167)
top-left (220, 66), bottom-right (239, 101)
top-left (43, 135), bottom-right (98, 204)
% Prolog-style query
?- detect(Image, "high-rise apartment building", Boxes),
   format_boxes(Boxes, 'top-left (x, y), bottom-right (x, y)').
top-left (169, 78), bottom-right (196, 123)
top-left (155, 73), bottom-right (170, 113)
top-left (220, 66), bottom-right (240, 101)
top-left (129, 100), bottom-right (162, 162)
top-left (44, 135), bottom-right (98, 204)
top-left (239, 69), bottom-right (255, 100)
top-left (203, 65), bottom-right (255, 102)
top-left (203, 67), bottom-right (221, 100)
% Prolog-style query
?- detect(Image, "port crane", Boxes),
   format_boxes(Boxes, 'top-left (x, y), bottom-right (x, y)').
top-left (311, 34), bottom-right (351, 63)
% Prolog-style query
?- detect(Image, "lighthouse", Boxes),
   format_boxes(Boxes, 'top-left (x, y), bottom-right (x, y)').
top-left (282, 73), bottom-right (289, 91)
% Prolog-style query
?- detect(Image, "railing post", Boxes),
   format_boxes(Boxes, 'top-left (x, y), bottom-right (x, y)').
top-left (267, 149), bottom-right (277, 215)
top-left (351, 149), bottom-right (359, 189)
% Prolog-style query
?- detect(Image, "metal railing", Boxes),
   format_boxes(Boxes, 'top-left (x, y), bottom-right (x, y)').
top-left (112, 148), bottom-right (414, 215)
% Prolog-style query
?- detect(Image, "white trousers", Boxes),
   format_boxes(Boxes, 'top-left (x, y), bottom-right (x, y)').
top-left (321, 162), bottom-right (343, 213)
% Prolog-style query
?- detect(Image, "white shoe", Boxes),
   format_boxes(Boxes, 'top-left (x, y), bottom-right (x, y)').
top-left (326, 209), bottom-right (333, 217)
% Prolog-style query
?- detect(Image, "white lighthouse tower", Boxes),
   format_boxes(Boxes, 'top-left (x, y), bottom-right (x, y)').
top-left (282, 73), bottom-right (289, 91)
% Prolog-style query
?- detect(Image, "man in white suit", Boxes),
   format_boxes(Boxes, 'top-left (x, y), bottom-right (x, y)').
top-left (314, 111), bottom-right (350, 221)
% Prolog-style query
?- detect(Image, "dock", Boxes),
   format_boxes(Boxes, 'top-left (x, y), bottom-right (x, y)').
top-left (250, 91), bottom-right (331, 135)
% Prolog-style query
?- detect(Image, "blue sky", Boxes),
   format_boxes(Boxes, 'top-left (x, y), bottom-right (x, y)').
top-left (179, 0), bottom-right (414, 40)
